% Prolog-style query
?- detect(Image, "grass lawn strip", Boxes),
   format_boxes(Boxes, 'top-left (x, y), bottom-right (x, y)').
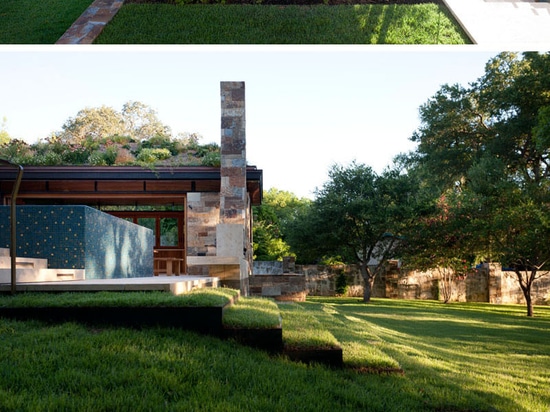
top-left (278, 302), bottom-right (340, 350)
top-left (0, 0), bottom-right (93, 44)
top-left (0, 288), bottom-right (239, 308)
top-left (95, 3), bottom-right (469, 44)
top-left (223, 297), bottom-right (281, 329)
top-left (308, 297), bottom-right (550, 412)
top-left (302, 299), bottom-right (402, 371)
top-left (0, 298), bottom-right (548, 411)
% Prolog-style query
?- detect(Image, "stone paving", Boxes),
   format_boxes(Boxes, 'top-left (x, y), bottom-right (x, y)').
top-left (54, 0), bottom-right (550, 45)
top-left (56, 0), bottom-right (124, 44)
top-left (443, 0), bottom-right (550, 45)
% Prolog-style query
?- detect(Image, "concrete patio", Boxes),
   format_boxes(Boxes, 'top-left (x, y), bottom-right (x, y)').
top-left (0, 275), bottom-right (219, 294)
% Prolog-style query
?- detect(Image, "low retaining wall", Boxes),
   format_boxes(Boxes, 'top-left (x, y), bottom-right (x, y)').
top-left (252, 261), bottom-right (550, 305)
top-left (249, 274), bottom-right (307, 301)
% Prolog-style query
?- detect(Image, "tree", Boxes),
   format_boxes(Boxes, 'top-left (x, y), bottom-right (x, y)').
top-left (252, 189), bottom-right (310, 261)
top-left (291, 162), bottom-right (415, 302)
top-left (491, 199), bottom-right (550, 316)
top-left (59, 105), bottom-right (126, 145)
top-left (401, 190), bottom-right (475, 303)
top-left (58, 101), bottom-right (171, 145)
top-left (411, 52), bottom-right (550, 190)
top-left (121, 101), bottom-right (171, 141)
top-left (406, 52), bottom-right (550, 316)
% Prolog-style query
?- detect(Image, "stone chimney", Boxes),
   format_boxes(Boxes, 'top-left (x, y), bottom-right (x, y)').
top-left (217, 81), bottom-right (250, 294)
top-left (218, 81), bottom-right (250, 257)
top-left (220, 81), bottom-right (247, 224)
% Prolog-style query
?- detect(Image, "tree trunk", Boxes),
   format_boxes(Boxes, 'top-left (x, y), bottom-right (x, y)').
top-left (360, 262), bottom-right (374, 303)
top-left (363, 276), bottom-right (374, 303)
top-left (525, 291), bottom-right (534, 317)
top-left (516, 269), bottom-right (535, 317)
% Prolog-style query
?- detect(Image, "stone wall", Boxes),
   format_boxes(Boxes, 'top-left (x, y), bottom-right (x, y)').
top-left (0, 205), bottom-right (154, 279)
top-left (250, 260), bottom-right (550, 305)
top-left (253, 260), bottom-right (283, 275)
top-left (249, 274), bottom-right (307, 301)
top-left (187, 192), bottom-right (220, 259)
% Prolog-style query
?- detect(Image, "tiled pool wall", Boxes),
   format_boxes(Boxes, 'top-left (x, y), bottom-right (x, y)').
top-left (0, 206), bottom-right (154, 279)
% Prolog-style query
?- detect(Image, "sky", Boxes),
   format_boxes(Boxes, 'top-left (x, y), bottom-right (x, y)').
top-left (0, 47), bottom-right (500, 198)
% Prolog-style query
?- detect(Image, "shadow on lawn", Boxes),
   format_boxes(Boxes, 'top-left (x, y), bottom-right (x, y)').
top-left (303, 299), bottom-right (549, 411)
top-left (96, 1), bottom-right (469, 44)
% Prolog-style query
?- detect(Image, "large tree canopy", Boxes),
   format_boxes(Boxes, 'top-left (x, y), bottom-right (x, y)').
top-left (405, 52), bottom-right (550, 316)
top-left (411, 52), bottom-right (550, 191)
top-left (287, 162), bottom-right (416, 302)
top-left (252, 189), bottom-right (310, 261)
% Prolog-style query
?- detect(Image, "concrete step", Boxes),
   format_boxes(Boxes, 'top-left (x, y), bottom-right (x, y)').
top-left (0, 256), bottom-right (49, 271)
top-left (0, 268), bottom-right (85, 283)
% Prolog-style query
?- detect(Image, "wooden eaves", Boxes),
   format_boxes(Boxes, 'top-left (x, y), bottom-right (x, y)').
top-left (0, 165), bottom-right (263, 207)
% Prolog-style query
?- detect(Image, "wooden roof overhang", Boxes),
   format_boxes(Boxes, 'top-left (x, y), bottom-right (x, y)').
top-left (0, 166), bottom-right (263, 206)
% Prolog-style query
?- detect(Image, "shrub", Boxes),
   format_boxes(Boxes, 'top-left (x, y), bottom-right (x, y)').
top-left (88, 151), bottom-right (108, 166)
top-left (136, 148), bottom-right (172, 163)
top-left (140, 134), bottom-right (177, 155)
top-left (335, 271), bottom-right (348, 296)
top-left (201, 151), bottom-right (221, 167)
top-left (61, 144), bottom-right (90, 164)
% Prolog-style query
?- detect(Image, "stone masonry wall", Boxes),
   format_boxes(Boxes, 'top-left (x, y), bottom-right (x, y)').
top-left (187, 192), bottom-right (220, 258)
top-left (251, 260), bottom-right (550, 305)
top-left (249, 274), bottom-right (307, 301)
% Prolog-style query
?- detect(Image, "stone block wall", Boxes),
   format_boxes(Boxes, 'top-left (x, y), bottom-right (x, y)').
top-left (187, 192), bottom-right (219, 259)
top-left (249, 274), bottom-right (307, 301)
top-left (253, 260), bottom-right (283, 275)
top-left (252, 260), bottom-right (550, 305)
top-left (0, 205), bottom-right (154, 279)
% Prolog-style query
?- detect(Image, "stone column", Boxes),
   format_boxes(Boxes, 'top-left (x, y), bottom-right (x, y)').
top-left (220, 81), bottom-right (246, 225)
top-left (217, 81), bottom-right (249, 294)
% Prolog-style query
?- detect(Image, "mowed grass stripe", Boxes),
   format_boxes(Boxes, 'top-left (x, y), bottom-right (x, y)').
top-left (95, 4), bottom-right (470, 44)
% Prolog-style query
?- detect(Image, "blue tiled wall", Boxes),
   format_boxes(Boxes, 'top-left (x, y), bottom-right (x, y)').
top-left (0, 206), bottom-right (154, 279)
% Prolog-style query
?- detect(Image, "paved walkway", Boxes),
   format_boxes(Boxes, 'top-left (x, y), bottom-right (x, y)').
top-left (443, 0), bottom-right (550, 45)
top-left (56, 0), bottom-right (124, 44)
top-left (56, 0), bottom-right (550, 45)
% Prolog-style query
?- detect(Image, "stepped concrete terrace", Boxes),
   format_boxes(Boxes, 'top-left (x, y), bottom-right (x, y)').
top-left (0, 248), bottom-right (218, 294)
top-left (0, 275), bottom-right (219, 294)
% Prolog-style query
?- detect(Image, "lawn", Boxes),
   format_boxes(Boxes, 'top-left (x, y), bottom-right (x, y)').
top-left (0, 0), bottom-right (470, 44)
top-left (96, 3), bottom-right (469, 44)
top-left (0, 0), bottom-right (93, 44)
top-left (0, 294), bottom-right (548, 411)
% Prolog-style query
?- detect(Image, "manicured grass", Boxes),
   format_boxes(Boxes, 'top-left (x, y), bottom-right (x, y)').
top-left (223, 297), bottom-right (281, 329)
top-left (96, 3), bottom-right (470, 44)
top-left (0, 0), bottom-right (93, 44)
top-left (0, 288), bottom-right (239, 308)
top-left (306, 297), bottom-right (550, 411)
top-left (0, 296), bottom-right (548, 411)
top-left (278, 302), bottom-right (341, 350)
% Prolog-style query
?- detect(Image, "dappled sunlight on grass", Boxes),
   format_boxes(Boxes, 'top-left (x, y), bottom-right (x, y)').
top-left (303, 297), bottom-right (550, 412)
top-left (223, 297), bottom-right (281, 328)
top-left (96, 3), bottom-right (469, 44)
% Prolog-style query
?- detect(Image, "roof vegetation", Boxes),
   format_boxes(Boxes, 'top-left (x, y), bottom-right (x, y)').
top-left (0, 101), bottom-right (220, 167)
